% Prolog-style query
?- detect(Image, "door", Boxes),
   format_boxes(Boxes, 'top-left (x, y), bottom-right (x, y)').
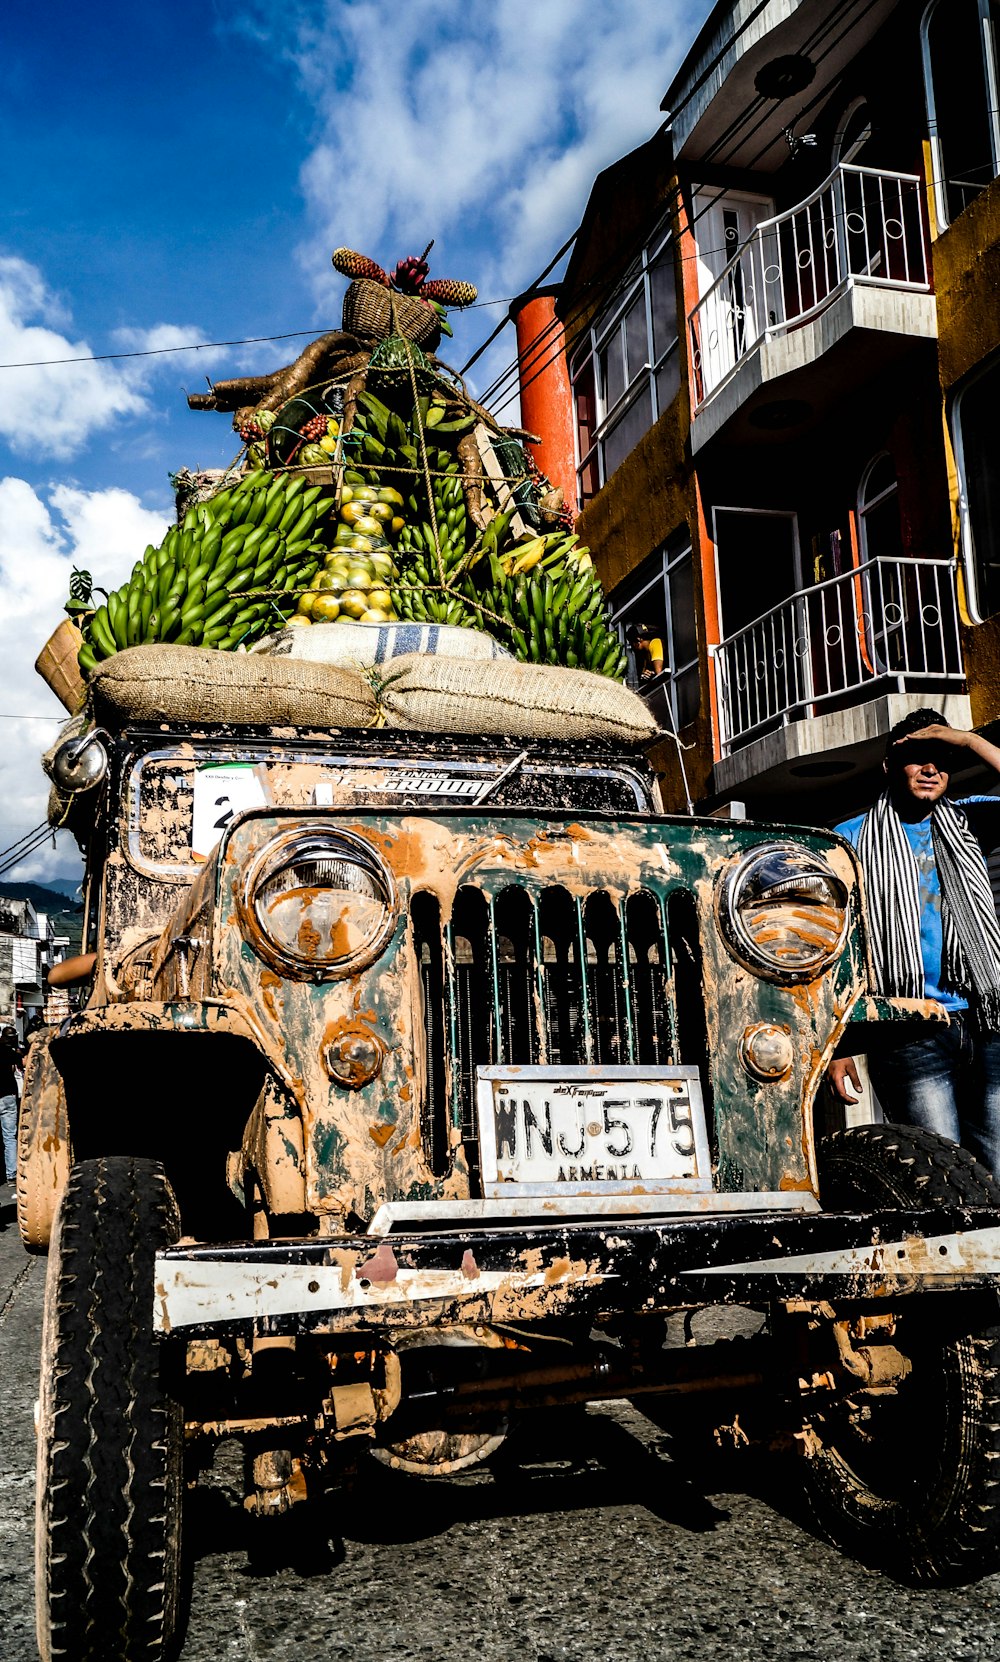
top-left (693, 191), bottom-right (775, 395)
top-left (712, 507), bottom-right (803, 743)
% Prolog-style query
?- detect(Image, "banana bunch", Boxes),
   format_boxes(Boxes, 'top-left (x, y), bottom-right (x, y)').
top-left (392, 574), bottom-right (479, 628)
top-left (77, 472), bottom-right (333, 674)
top-left (343, 387), bottom-right (627, 677)
top-left (460, 529), bottom-right (627, 679)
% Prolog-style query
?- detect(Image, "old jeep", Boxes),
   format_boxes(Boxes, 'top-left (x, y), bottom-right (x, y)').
top-left (20, 710), bottom-right (1000, 1661)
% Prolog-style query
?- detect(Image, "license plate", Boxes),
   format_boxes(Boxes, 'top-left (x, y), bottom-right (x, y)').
top-left (476, 1066), bottom-right (710, 1196)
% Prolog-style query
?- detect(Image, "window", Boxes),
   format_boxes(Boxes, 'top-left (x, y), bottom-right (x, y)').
top-left (857, 453), bottom-right (903, 564)
top-left (570, 214), bottom-right (680, 508)
top-left (610, 538), bottom-right (700, 733)
top-left (831, 96), bottom-right (873, 166)
top-left (953, 355), bottom-right (1000, 620)
top-left (922, 0), bottom-right (1000, 228)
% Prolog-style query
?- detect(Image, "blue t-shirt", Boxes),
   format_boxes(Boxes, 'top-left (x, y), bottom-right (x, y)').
top-left (836, 797), bottom-right (1000, 1010)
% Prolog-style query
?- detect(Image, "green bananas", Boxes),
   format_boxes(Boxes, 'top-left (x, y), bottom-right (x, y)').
top-left (461, 532), bottom-right (627, 678)
top-left (347, 391), bottom-right (625, 677)
top-left (77, 471), bottom-right (333, 674)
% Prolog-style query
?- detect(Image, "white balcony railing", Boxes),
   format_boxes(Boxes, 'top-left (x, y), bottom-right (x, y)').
top-left (712, 557), bottom-right (963, 757)
top-left (688, 164), bottom-right (931, 408)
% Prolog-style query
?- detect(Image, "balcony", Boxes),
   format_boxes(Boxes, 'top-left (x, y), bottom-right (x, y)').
top-left (712, 556), bottom-right (965, 772)
top-left (687, 165), bottom-right (936, 446)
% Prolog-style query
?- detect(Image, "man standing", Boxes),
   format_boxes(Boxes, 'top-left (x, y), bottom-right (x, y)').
top-left (829, 708), bottom-right (1000, 1178)
top-left (0, 1024), bottom-right (21, 1187)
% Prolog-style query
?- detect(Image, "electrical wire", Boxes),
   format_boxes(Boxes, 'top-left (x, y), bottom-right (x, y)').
top-left (0, 295), bottom-right (514, 374)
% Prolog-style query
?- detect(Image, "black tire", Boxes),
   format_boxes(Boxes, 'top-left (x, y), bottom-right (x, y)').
top-left (35, 1157), bottom-right (184, 1662)
top-left (805, 1123), bottom-right (1000, 1584)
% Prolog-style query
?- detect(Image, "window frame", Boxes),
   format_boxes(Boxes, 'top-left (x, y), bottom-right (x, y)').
top-left (857, 452), bottom-right (901, 564)
top-left (951, 355), bottom-right (1000, 624)
top-left (570, 212), bottom-right (680, 508)
top-left (921, 0), bottom-right (1000, 231)
top-left (609, 536), bottom-right (700, 734)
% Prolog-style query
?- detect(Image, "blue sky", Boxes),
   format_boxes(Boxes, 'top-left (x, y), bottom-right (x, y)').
top-left (0, 0), bottom-right (704, 881)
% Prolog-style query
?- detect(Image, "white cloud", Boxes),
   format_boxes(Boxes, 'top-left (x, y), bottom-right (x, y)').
top-left (0, 257), bottom-right (147, 459)
top-left (241, 1), bottom-right (698, 312)
top-left (0, 476), bottom-right (171, 881)
top-left (112, 322), bottom-right (231, 380)
top-left (0, 256), bottom-right (226, 460)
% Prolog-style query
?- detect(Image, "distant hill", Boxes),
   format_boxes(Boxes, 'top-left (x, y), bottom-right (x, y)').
top-left (0, 880), bottom-right (84, 952)
top-left (0, 881), bottom-right (83, 915)
top-left (38, 878), bottom-right (85, 902)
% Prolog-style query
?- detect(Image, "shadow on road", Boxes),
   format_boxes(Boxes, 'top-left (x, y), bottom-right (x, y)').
top-left (183, 1406), bottom-right (733, 1583)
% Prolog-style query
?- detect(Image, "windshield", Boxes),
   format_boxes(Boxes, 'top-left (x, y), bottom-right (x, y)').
top-left (125, 746), bottom-right (651, 877)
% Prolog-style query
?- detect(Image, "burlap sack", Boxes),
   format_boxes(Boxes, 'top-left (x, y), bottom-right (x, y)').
top-left (376, 655), bottom-right (661, 746)
top-left (251, 620), bottom-right (511, 667)
top-left (90, 645), bottom-right (378, 729)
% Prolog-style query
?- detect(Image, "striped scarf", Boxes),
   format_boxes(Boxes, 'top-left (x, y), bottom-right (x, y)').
top-left (855, 792), bottom-right (1000, 1032)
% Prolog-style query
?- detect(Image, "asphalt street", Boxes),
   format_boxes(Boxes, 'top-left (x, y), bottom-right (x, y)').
top-left (2, 1189), bottom-right (999, 1662)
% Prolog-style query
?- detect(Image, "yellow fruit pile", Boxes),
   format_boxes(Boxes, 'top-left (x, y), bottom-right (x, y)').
top-left (290, 483), bottom-right (405, 626)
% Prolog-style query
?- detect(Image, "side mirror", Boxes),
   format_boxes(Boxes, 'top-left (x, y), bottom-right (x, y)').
top-left (50, 729), bottom-right (109, 794)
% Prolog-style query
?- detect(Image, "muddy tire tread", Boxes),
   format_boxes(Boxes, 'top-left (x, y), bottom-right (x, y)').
top-left (810, 1124), bottom-right (1000, 1584)
top-left (36, 1157), bottom-right (182, 1661)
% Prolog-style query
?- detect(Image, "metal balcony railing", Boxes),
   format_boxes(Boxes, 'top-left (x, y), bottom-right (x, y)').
top-left (712, 557), bottom-right (963, 757)
top-left (688, 164), bottom-right (931, 408)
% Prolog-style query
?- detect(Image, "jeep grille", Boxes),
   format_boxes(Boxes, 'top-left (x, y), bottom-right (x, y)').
top-left (412, 884), bottom-right (690, 1187)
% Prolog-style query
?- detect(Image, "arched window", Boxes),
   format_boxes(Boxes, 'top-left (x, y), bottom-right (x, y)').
top-left (953, 355), bottom-right (1000, 621)
top-left (922, 0), bottom-right (1000, 227)
top-left (832, 97), bottom-right (873, 167)
top-left (858, 453), bottom-right (903, 564)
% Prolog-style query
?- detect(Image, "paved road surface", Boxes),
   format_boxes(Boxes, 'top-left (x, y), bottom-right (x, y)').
top-left (3, 1188), bottom-right (999, 1662)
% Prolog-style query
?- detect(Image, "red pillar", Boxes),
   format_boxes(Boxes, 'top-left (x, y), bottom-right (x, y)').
top-left (510, 286), bottom-right (577, 512)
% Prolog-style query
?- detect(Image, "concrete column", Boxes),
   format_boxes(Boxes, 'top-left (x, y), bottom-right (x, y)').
top-left (510, 287), bottom-right (577, 512)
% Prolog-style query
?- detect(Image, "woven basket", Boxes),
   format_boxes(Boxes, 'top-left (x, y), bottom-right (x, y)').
top-left (35, 620), bottom-right (86, 714)
top-left (342, 280), bottom-right (441, 351)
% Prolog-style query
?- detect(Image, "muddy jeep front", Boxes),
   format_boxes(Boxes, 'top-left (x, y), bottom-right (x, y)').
top-left (24, 722), bottom-right (1000, 1649)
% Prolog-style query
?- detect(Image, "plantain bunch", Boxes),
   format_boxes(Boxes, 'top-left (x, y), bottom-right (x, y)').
top-left (465, 530), bottom-right (627, 678)
top-left (345, 387), bottom-right (627, 677)
top-left (77, 472), bottom-right (334, 673)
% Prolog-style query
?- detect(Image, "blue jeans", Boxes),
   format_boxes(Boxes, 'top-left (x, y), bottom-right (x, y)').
top-left (868, 1013), bottom-right (1000, 1180)
top-left (0, 1093), bottom-right (16, 1183)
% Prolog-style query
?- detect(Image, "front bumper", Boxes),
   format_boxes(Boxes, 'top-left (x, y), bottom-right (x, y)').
top-left (154, 1207), bottom-right (1000, 1336)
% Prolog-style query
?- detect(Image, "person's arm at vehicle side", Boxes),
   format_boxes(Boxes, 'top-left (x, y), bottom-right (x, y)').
top-left (828, 1056), bottom-right (863, 1105)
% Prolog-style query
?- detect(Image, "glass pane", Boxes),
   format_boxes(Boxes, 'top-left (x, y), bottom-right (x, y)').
top-left (674, 664), bottom-right (701, 729)
top-left (599, 329), bottom-right (626, 412)
top-left (602, 388), bottom-right (653, 479)
top-left (655, 351), bottom-right (680, 416)
top-left (650, 252), bottom-right (678, 361)
top-left (927, 0), bottom-right (996, 220)
top-left (668, 553), bottom-right (697, 671)
top-left (624, 293), bottom-right (649, 385)
top-left (960, 363), bottom-right (1000, 617)
top-left (573, 356), bottom-right (597, 454)
top-left (860, 492), bottom-right (903, 562)
top-left (578, 453), bottom-right (599, 507)
top-left (860, 452), bottom-right (896, 507)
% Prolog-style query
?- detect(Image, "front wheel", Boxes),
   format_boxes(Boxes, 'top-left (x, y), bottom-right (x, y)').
top-left (805, 1124), bottom-right (1000, 1584)
top-left (35, 1157), bottom-right (185, 1661)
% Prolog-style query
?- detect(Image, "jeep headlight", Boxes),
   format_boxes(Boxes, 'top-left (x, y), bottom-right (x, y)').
top-left (717, 842), bottom-right (848, 982)
top-left (237, 826), bottom-right (397, 980)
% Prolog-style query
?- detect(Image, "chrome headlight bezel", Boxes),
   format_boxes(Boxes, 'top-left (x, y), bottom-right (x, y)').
top-left (237, 824), bottom-right (398, 982)
top-left (716, 840), bottom-right (850, 985)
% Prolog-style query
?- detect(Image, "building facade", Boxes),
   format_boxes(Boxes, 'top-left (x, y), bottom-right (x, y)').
top-left (0, 898), bottom-right (69, 1038)
top-left (520, 0), bottom-right (1000, 825)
